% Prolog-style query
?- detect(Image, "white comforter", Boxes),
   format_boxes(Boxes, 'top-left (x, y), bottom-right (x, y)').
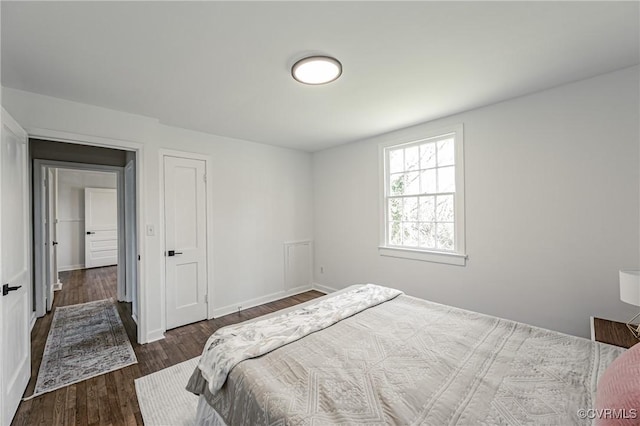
top-left (188, 286), bottom-right (624, 425)
top-left (196, 284), bottom-right (403, 395)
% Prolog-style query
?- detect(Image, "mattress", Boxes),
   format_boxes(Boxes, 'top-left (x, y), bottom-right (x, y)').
top-left (187, 286), bottom-right (624, 425)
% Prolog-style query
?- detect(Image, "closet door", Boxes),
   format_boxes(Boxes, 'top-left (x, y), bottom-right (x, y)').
top-left (163, 155), bottom-right (208, 330)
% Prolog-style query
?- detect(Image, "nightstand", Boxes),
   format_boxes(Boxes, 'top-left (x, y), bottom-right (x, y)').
top-left (590, 316), bottom-right (638, 349)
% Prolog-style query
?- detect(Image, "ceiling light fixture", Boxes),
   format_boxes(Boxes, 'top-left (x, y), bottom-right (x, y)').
top-left (291, 56), bottom-right (342, 85)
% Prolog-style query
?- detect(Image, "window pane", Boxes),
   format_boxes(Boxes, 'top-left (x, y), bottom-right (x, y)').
top-left (437, 166), bottom-right (455, 193)
top-left (420, 142), bottom-right (436, 169)
top-left (389, 173), bottom-right (405, 195)
top-left (384, 130), bottom-right (462, 255)
top-left (405, 172), bottom-right (420, 195)
top-left (437, 139), bottom-right (455, 167)
top-left (389, 221), bottom-right (402, 245)
top-left (402, 197), bottom-right (418, 221)
top-left (403, 222), bottom-right (419, 246)
top-left (436, 195), bottom-right (454, 222)
top-left (388, 198), bottom-right (402, 222)
top-left (419, 222), bottom-right (436, 249)
top-left (389, 149), bottom-right (404, 173)
top-left (436, 223), bottom-right (454, 250)
top-left (420, 169), bottom-right (436, 194)
top-left (419, 196), bottom-right (435, 222)
top-left (404, 146), bottom-right (420, 171)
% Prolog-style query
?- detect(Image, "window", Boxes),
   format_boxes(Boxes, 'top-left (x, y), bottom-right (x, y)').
top-left (379, 124), bottom-right (466, 266)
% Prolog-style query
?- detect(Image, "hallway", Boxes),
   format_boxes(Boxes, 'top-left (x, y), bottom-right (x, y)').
top-left (56, 267), bottom-right (118, 305)
top-left (14, 265), bottom-right (137, 425)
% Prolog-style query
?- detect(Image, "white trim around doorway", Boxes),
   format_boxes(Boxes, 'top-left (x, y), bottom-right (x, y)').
top-left (26, 128), bottom-right (148, 344)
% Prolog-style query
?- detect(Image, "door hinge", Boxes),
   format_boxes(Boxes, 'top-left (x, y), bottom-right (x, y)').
top-left (204, 294), bottom-right (208, 303)
top-left (203, 174), bottom-right (207, 183)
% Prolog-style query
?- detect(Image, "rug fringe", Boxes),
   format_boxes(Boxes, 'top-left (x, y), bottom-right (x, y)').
top-left (22, 393), bottom-right (38, 401)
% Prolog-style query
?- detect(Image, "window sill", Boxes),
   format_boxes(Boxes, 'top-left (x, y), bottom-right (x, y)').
top-left (378, 246), bottom-right (467, 266)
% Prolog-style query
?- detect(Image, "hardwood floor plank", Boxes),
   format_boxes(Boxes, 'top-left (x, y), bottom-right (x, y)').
top-left (74, 381), bottom-right (88, 426)
top-left (85, 378), bottom-right (99, 426)
top-left (64, 385), bottom-right (77, 425)
top-left (12, 265), bottom-right (324, 425)
top-left (39, 387), bottom-right (55, 425)
top-left (104, 372), bottom-right (125, 425)
top-left (52, 387), bottom-right (66, 425)
top-left (95, 375), bottom-right (110, 425)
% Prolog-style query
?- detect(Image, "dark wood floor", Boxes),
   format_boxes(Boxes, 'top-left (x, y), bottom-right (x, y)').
top-left (593, 317), bottom-right (639, 349)
top-left (12, 266), bottom-right (324, 425)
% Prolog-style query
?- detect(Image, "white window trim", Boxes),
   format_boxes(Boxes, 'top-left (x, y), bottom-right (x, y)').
top-left (378, 123), bottom-right (467, 266)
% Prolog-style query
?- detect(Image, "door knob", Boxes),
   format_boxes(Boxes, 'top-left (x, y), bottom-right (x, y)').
top-left (86, 231), bottom-right (95, 235)
top-left (167, 250), bottom-right (183, 257)
top-left (2, 283), bottom-right (21, 296)
top-left (52, 241), bottom-right (58, 246)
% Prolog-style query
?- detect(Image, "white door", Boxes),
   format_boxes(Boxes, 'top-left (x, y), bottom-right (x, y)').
top-left (164, 156), bottom-right (208, 329)
top-left (0, 109), bottom-right (31, 425)
top-left (84, 188), bottom-right (118, 268)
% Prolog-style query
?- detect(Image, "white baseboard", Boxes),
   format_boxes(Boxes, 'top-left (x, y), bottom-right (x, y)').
top-left (53, 281), bottom-right (62, 291)
top-left (210, 284), bottom-right (313, 319)
top-left (312, 282), bottom-right (338, 294)
top-left (145, 285), bottom-right (327, 344)
top-left (58, 264), bottom-right (84, 272)
top-left (145, 329), bottom-right (165, 344)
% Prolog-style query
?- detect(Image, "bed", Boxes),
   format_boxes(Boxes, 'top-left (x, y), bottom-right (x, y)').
top-left (187, 284), bottom-right (625, 425)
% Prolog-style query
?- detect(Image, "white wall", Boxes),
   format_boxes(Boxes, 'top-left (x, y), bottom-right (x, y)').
top-left (56, 169), bottom-right (117, 271)
top-left (313, 66), bottom-right (640, 338)
top-left (4, 66), bottom-right (637, 342)
top-left (2, 88), bottom-right (313, 342)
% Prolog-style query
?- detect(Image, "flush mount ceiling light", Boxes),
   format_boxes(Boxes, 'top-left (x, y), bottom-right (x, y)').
top-left (291, 56), bottom-right (342, 85)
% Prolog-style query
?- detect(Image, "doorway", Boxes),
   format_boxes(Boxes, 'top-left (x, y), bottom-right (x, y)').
top-left (31, 139), bottom-right (140, 339)
top-left (34, 161), bottom-right (128, 313)
top-left (48, 168), bottom-right (119, 285)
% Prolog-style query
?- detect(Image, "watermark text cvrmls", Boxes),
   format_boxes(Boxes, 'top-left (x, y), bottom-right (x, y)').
top-left (577, 408), bottom-right (637, 420)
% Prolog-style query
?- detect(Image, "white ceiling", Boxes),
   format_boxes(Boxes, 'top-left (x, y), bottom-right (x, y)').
top-left (2, 2), bottom-right (638, 152)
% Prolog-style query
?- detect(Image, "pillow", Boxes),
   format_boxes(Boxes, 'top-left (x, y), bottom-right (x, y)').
top-left (595, 343), bottom-right (640, 425)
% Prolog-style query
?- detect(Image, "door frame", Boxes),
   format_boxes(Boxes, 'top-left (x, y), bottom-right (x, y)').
top-left (34, 161), bottom-right (125, 314)
top-left (124, 160), bottom-right (137, 311)
top-left (44, 167), bottom-right (60, 311)
top-left (27, 128), bottom-right (147, 343)
top-left (158, 149), bottom-right (214, 334)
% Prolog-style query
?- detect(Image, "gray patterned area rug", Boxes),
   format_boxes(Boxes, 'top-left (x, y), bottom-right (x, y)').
top-left (30, 298), bottom-right (137, 398)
